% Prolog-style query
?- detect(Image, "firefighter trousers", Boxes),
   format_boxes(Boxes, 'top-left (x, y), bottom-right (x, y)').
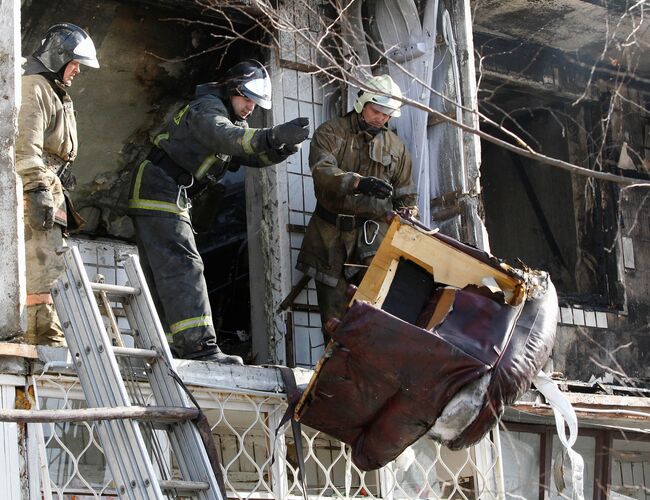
top-left (314, 256), bottom-right (371, 343)
top-left (23, 211), bottom-right (66, 346)
top-left (131, 215), bottom-right (220, 359)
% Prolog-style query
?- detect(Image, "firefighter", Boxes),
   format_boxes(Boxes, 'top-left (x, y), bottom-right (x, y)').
top-left (16, 23), bottom-right (100, 345)
top-left (128, 59), bottom-right (310, 364)
top-left (297, 75), bottom-right (417, 339)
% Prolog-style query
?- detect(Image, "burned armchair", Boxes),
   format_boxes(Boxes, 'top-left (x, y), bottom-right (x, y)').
top-left (294, 214), bottom-right (558, 471)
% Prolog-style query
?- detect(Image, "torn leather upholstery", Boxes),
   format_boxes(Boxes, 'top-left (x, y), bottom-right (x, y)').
top-left (295, 275), bottom-right (557, 471)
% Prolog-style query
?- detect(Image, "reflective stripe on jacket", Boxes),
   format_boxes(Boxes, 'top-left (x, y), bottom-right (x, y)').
top-left (128, 93), bottom-right (291, 218)
top-left (154, 94), bottom-right (284, 178)
top-left (128, 160), bottom-right (190, 219)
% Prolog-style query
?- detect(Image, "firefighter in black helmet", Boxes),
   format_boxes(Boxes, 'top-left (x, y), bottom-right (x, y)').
top-left (16, 23), bottom-right (99, 345)
top-left (128, 59), bottom-right (310, 364)
top-left (223, 59), bottom-right (273, 110)
top-left (31, 23), bottom-right (100, 77)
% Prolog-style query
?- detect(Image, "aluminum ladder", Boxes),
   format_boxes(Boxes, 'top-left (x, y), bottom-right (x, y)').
top-left (51, 245), bottom-right (225, 500)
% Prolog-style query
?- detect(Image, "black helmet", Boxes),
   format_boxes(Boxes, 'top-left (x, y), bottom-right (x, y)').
top-left (33, 23), bottom-right (100, 73)
top-left (223, 59), bottom-right (272, 110)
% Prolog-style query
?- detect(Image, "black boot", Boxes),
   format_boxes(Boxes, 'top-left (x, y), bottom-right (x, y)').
top-left (193, 350), bottom-right (244, 365)
top-left (171, 335), bottom-right (244, 365)
top-left (178, 345), bottom-right (244, 365)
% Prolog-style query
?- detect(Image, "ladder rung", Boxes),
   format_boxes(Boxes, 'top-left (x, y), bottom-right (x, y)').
top-left (112, 346), bottom-right (159, 359)
top-left (159, 480), bottom-right (210, 492)
top-left (90, 282), bottom-right (140, 297)
top-left (54, 247), bottom-right (224, 499)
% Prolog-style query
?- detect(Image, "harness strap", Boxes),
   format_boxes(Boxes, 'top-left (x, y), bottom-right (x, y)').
top-left (167, 365), bottom-right (229, 498)
top-left (275, 366), bottom-right (309, 500)
top-left (147, 147), bottom-right (192, 185)
top-left (314, 202), bottom-right (368, 232)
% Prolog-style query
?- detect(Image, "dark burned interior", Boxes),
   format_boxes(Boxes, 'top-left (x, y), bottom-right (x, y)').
top-left (476, 33), bottom-right (649, 310)
top-left (474, 30), bottom-right (650, 382)
top-left (21, 0), bottom-right (268, 358)
top-left (382, 259), bottom-right (437, 325)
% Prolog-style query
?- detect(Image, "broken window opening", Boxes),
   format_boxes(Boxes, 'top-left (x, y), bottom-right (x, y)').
top-left (480, 92), bottom-right (623, 310)
top-left (195, 172), bottom-right (252, 360)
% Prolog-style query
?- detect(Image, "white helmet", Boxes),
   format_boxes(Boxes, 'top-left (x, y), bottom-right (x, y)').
top-left (353, 75), bottom-right (402, 117)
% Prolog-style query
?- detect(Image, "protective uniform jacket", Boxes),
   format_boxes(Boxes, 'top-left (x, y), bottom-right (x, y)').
top-left (127, 87), bottom-right (295, 360)
top-left (128, 90), bottom-right (289, 219)
top-left (16, 58), bottom-right (77, 227)
top-left (297, 112), bottom-right (417, 286)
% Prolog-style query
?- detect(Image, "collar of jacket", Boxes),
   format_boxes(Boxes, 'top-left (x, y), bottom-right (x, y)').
top-left (23, 57), bottom-right (70, 100)
top-left (22, 56), bottom-right (51, 76)
top-left (195, 82), bottom-right (223, 98)
top-left (194, 85), bottom-right (247, 125)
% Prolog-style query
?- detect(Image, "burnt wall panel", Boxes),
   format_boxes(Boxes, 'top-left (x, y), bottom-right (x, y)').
top-left (478, 31), bottom-right (650, 385)
top-left (21, 0), bottom-right (265, 238)
top-left (481, 110), bottom-right (578, 294)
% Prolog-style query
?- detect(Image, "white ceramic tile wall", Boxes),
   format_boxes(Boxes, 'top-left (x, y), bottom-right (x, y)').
top-left (295, 289), bottom-right (309, 306)
top-left (69, 237), bottom-right (137, 286)
top-left (560, 307), bottom-right (573, 324)
top-left (558, 305), bottom-right (609, 330)
top-left (290, 232), bottom-right (304, 251)
top-left (595, 312), bottom-right (608, 329)
top-left (288, 172), bottom-right (305, 212)
top-left (584, 311), bottom-right (597, 327)
top-left (289, 210), bottom-right (305, 227)
top-left (572, 308), bottom-right (585, 326)
top-left (622, 236), bottom-right (635, 269)
top-left (281, 69), bottom-right (325, 367)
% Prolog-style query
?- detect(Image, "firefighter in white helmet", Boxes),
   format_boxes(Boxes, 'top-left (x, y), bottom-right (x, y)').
top-left (297, 74), bottom-right (417, 340)
top-left (128, 60), bottom-right (310, 364)
top-left (16, 23), bottom-right (99, 345)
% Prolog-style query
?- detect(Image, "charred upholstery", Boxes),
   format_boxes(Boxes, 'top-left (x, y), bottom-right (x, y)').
top-left (295, 223), bottom-right (558, 470)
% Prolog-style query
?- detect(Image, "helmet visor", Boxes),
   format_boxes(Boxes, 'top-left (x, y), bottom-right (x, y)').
top-left (242, 77), bottom-right (272, 109)
top-left (370, 94), bottom-right (401, 117)
top-left (73, 36), bottom-right (99, 68)
top-left (375, 103), bottom-right (400, 117)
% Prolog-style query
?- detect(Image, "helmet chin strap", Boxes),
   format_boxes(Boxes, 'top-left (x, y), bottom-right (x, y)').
top-left (56, 62), bottom-right (73, 87)
top-left (358, 114), bottom-right (383, 137)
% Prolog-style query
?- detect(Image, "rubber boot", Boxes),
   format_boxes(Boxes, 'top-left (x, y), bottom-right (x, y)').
top-left (170, 343), bottom-right (244, 365)
top-left (194, 349), bottom-right (244, 365)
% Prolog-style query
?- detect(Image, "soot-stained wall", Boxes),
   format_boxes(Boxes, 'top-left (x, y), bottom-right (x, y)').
top-left (476, 32), bottom-right (650, 384)
top-left (20, 0), bottom-right (262, 238)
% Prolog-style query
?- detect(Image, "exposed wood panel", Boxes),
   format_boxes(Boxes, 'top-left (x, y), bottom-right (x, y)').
top-left (353, 218), bottom-right (521, 309)
top-left (0, 343), bottom-right (38, 359)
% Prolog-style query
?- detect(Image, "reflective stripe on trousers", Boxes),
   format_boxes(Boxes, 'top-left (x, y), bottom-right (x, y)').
top-left (131, 215), bottom-right (219, 358)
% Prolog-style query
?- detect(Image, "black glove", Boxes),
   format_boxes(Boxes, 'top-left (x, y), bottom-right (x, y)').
top-left (27, 189), bottom-right (55, 230)
top-left (279, 143), bottom-right (300, 155)
top-left (354, 176), bottom-right (393, 199)
top-left (268, 117), bottom-right (310, 149)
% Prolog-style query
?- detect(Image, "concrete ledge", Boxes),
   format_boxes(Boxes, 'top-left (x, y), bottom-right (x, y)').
top-left (0, 343), bottom-right (314, 396)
